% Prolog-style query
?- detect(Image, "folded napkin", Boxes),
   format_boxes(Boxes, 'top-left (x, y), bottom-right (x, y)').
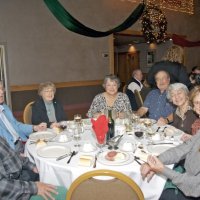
top-left (91, 115), bottom-right (109, 144)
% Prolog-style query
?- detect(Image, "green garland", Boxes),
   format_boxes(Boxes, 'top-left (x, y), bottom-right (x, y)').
top-left (142, 4), bottom-right (167, 44)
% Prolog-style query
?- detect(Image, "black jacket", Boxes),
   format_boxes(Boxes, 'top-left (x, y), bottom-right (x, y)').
top-left (32, 97), bottom-right (67, 128)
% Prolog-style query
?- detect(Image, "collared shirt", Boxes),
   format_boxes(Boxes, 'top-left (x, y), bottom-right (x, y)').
top-left (0, 137), bottom-right (37, 199)
top-left (127, 78), bottom-right (143, 93)
top-left (0, 104), bottom-right (33, 149)
top-left (144, 89), bottom-right (175, 120)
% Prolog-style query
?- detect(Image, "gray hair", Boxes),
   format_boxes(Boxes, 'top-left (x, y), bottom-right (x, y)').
top-left (167, 83), bottom-right (189, 101)
top-left (38, 81), bottom-right (56, 96)
top-left (102, 74), bottom-right (121, 89)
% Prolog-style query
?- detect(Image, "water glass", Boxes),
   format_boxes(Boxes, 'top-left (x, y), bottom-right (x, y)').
top-left (73, 127), bottom-right (82, 147)
top-left (74, 114), bottom-right (82, 123)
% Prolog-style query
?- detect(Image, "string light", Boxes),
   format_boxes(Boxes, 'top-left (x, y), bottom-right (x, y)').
top-left (141, 3), bottom-right (167, 44)
top-left (160, 0), bottom-right (194, 15)
top-left (120, 0), bottom-right (194, 15)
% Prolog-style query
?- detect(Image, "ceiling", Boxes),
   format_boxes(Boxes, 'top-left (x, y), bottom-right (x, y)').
top-left (114, 34), bottom-right (146, 46)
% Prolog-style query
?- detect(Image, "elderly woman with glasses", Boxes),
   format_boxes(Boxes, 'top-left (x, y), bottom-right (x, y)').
top-left (87, 74), bottom-right (132, 118)
top-left (32, 81), bottom-right (67, 128)
top-left (166, 83), bottom-right (197, 138)
top-left (140, 86), bottom-right (200, 200)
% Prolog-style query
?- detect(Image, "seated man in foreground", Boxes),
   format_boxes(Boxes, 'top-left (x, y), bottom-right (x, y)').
top-left (0, 136), bottom-right (65, 199)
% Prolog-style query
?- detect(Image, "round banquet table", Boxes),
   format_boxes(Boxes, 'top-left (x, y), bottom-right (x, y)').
top-left (25, 127), bottom-right (175, 200)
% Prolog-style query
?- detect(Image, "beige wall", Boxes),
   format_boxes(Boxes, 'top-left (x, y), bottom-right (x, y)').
top-left (0, 0), bottom-right (199, 119)
top-left (0, 0), bottom-right (199, 86)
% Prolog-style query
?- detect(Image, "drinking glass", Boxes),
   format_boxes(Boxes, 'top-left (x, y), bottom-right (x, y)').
top-left (96, 135), bottom-right (106, 153)
top-left (73, 127), bottom-right (82, 147)
top-left (59, 121), bottom-right (67, 130)
top-left (74, 114), bottom-right (82, 123)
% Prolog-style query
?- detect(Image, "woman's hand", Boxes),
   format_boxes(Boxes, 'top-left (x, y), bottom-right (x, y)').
top-left (33, 123), bottom-right (47, 132)
top-left (50, 122), bottom-right (60, 128)
top-left (140, 162), bottom-right (155, 182)
top-left (181, 133), bottom-right (192, 142)
top-left (36, 182), bottom-right (58, 200)
top-left (147, 155), bottom-right (164, 173)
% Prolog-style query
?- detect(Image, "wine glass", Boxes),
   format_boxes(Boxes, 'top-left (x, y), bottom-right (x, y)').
top-left (96, 134), bottom-right (106, 153)
top-left (74, 114), bottom-right (82, 123)
top-left (59, 121), bottom-right (67, 131)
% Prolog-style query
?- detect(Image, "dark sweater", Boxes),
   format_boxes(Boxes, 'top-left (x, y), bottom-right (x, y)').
top-left (32, 97), bottom-right (67, 128)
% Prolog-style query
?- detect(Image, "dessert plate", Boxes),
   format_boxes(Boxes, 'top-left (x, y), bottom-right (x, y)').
top-left (97, 151), bottom-right (133, 166)
top-left (147, 144), bottom-right (176, 155)
top-left (37, 145), bottom-right (70, 158)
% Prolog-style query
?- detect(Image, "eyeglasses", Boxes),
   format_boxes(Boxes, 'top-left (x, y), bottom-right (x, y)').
top-left (193, 101), bottom-right (200, 105)
top-left (43, 89), bottom-right (54, 93)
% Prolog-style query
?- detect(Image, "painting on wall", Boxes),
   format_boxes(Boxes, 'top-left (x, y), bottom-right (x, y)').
top-left (147, 50), bottom-right (156, 67)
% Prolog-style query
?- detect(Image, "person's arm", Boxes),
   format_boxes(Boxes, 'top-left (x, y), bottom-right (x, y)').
top-left (136, 107), bottom-right (148, 117)
top-left (147, 155), bottom-right (200, 197)
top-left (87, 95), bottom-right (103, 118)
top-left (122, 93), bottom-right (132, 112)
top-left (157, 113), bottom-right (173, 126)
top-left (0, 176), bottom-right (37, 199)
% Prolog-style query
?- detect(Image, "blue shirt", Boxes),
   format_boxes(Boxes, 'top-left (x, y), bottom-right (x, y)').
top-left (0, 104), bottom-right (33, 149)
top-left (144, 89), bottom-right (175, 120)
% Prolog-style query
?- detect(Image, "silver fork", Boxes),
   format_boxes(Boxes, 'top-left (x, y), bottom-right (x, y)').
top-left (67, 151), bottom-right (78, 164)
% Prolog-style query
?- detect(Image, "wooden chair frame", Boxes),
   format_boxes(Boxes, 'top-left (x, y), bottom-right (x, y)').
top-left (23, 101), bottom-right (34, 124)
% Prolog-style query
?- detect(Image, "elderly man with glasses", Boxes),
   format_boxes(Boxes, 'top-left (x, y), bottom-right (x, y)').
top-left (136, 70), bottom-right (174, 124)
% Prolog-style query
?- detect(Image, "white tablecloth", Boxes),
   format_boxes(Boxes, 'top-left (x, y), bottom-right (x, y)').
top-left (25, 129), bottom-right (169, 200)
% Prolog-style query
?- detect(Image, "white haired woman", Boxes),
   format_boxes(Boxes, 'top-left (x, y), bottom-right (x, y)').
top-left (167, 83), bottom-right (197, 138)
top-left (87, 74), bottom-right (132, 118)
top-left (32, 81), bottom-right (67, 128)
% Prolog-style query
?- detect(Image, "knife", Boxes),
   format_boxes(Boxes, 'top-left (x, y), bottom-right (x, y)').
top-left (152, 142), bottom-right (174, 145)
top-left (56, 152), bottom-right (72, 161)
top-left (67, 151), bottom-right (77, 164)
top-left (93, 154), bottom-right (97, 168)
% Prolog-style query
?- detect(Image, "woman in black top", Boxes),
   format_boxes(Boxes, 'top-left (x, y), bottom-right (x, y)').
top-left (32, 81), bottom-right (67, 128)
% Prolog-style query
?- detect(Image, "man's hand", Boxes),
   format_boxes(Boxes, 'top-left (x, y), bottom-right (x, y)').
top-left (157, 117), bottom-right (167, 126)
top-left (33, 123), bottom-right (47, 132)
top-left (32, 166), bottom-right (39, 174)
top-left (36, 182), bottom-right (57, 200)
top-left (147, 155), bottom-right (164, 173)
top-left (140, 162), bottom-right (155, 182)
top-left (136, 107), bottom-right (148, 117)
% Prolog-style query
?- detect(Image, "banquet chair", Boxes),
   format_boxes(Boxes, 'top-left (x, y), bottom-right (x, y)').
top-left (123, 84), bottom-right (127, 93)
top-left (134, 89), bottom-right (144, 108)
top-left (66, 169), bottom-right (144, 200)
top-left (23, 101), bottom-right (34, 124)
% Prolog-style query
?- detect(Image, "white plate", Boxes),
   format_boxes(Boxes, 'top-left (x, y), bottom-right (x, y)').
top-left (97, 151), bottom-right (132, 166)
top-left (29, 131), bottom-right (56, 141)
top-left (37, 145), bottom-right (70, 158)
top-left (139, 118), bottom-right (157, 125)
top-left (147, 144), bottom-right (176, 155)
top-left (164, 126), bottom-right (184, 136)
